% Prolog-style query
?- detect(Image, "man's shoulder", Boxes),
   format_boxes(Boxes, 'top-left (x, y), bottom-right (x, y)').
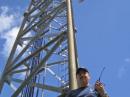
top-left (65, 87), bottom-right (91, 97)
top-left (65, 88), bottom-right (81, 97)
top-left (65, 86), bottom-right (98, 97)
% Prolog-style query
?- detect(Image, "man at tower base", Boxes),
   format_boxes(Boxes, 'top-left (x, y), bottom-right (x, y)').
top-left (65, 67), bottom-right (109, 97)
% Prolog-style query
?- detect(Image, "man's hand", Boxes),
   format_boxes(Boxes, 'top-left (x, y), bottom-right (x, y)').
top-left (95, 80), bottom-right (108, 97)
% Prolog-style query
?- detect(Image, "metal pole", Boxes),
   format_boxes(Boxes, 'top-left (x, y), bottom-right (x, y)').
top-left (66, 0), bottom-right (78, 90)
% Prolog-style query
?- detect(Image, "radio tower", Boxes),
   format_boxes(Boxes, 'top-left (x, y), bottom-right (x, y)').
top-left (0, 0), bottom-right (78, 96)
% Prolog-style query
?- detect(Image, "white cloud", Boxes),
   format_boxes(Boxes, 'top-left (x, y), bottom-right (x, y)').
top-left (117, 58), bottom-right (130, 79)
top-left (117, 66), bottom-right (126, 79)
top-left (124, 58), bottom-right (130, 63)
top-left (1, 27), bottom-right (19, 57)
top-left (0, 6), bottom-right (33, 59)
top-left (0, 6), bottom-right (21, 57)
top-left (0, 6), bottom-right (16, 33)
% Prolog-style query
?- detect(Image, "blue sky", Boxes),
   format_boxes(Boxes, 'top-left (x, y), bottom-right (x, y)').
top-left (0, 0), bottom-right (130, 97)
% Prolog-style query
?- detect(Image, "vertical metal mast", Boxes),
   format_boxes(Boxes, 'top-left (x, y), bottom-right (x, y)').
top-left (0, 0), bottom-right (78, 96)
top-left (66, 0), bottom-right (78, 90)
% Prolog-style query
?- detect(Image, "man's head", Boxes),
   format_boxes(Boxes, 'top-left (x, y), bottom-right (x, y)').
top-left (76, 67), bottom-right (90, 88)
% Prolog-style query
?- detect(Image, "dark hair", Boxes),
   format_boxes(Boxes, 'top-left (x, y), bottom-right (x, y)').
top-left (76, 67), bottom-right (89, 75)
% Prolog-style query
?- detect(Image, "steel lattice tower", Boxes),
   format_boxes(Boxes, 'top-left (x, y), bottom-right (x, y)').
top-left (0, 0), bottom-right (78, 97)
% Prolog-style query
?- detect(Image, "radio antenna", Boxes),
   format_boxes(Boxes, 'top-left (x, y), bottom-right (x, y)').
top-left (98, 67), bottom-right (106, 81)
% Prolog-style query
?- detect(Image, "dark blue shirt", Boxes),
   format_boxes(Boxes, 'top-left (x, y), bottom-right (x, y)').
top-left (66, 85), bottom-right (98, 97)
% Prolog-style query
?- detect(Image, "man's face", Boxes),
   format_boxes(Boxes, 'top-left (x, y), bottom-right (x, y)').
top-left (76, 71), bottom-right (90, 87)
